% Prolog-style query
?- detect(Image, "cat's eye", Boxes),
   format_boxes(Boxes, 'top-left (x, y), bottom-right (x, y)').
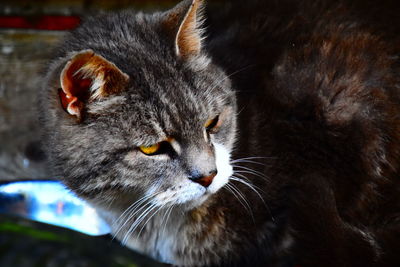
top-left (138, 141), bottom-right (173, 156)
top-left (205, 115), bottom-right (219, 133)
top-left (139, 143), bottom-right (161, 155)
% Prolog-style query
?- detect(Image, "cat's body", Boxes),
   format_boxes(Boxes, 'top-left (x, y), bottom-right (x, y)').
top-left (40, 0), bottom-right (400, 266)
top-left (207, 1), bottom-right (400, 265)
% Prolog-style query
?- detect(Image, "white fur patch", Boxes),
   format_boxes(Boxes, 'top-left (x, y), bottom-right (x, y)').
top-left (207, 143), bottom-right (232, 193)
top-left (146, 142), bottom-right (232, 207)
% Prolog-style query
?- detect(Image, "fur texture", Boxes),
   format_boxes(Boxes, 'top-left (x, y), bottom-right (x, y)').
top-left (39, 0), bottom-right (400, 266)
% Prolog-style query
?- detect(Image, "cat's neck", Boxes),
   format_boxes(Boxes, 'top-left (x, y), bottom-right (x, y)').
top-left (98, 187), bottom-right (288, 266)
top-left (103, 196), bottom-right (228, 265)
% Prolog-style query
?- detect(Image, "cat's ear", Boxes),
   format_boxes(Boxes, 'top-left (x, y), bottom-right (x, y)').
top-left (162, 0), bottom-right (205, 59)
top-left (59, 50), bottom-right (129, 121)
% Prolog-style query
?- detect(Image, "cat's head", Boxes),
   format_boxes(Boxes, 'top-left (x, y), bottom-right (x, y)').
top-left (41, 0), bottom-right (237, 210)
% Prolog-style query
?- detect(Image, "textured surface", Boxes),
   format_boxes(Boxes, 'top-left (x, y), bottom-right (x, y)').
top-left (0, 214), bottom-right (162, 267)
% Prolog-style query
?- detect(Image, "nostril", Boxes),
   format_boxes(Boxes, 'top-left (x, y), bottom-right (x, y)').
top-left (188, 170), bottom-right (217, 188)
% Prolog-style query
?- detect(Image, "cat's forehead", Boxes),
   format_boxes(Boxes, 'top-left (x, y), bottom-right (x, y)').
top-left (122, 75), bottom-right (227, 142)
top-left (120, 56), bottom-right (231, 139)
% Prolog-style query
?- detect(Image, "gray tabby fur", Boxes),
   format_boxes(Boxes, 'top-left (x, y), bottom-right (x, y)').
top-left (39, 1), bottom-right (262, 266)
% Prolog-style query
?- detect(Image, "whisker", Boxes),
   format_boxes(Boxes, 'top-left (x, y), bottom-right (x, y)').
top-left (233, 169), bottom-right (269, 181)
top-left (137, 204), bottom-right (168, 238)
top-left (122, 202), bottom-right (159, 244)
top-left (231, 159), bottom-right (268, 166)
top-left (223, 185), bottom-right (249, 213)
top-left (209, 64), bottom-right (255, 92)
top-left (113, 192), bottom-right (157, 226)
top-left (230, 176), bottom-right (275, 222)
top-left (112, 192), bottom-right (159, 238)
top-left (237, 106), bottom-right (246, 116)
top-left (230, 177), bottom-right (265, 203)
top-left (226, 183), bottom-right (255, 222)
top-left (232, 172), bottom-right (252, 183)
top-left (228, 183), bottom-right (253, 211)
top-left (106, 194), bottom-right (117, 209)
top-left (233, 173), bottom-right (268, 192)
top-left (232, 165), bottom-right (266, 177)
top-left (162, 204), bottom-right (174, 236)
top-left (113, 200), bottom-right (154, 241)
top-left (231, 156), bottom-right (275, 161)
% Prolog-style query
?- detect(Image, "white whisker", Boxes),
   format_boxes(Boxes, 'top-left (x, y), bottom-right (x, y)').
top-left (121, 202), bottom-right (159, 244)
top-left (230, 176), bottom-right (275, 222)
top-left (230, 177), bottom-right (265, 204)
top-left (231, 159), bottom-right (268, 166)
top-left (137, 204), bottom-right (167, 238)
top-left (208, 64), bottom-right (255, 92)
top-left (233, 169), bottom-right (269, 181)
top-left (232, 165), bottom-right (267, 177)
top-left (114, 200), bottom-right (154, 241)
top-left (223, 185), bottom-right (248, 213)
top-left (113, 192), bottom-right (157, 226)
top-left (162, 204), bottom-right (174, 236)
top-left (232, 172), bottom-right (252, 183)
top-left (112, 192), bottom-right (159, 239)
top-left (226, 183), bottom-right (255, 222)
top-left (231, 156), bottom-right (274, 161)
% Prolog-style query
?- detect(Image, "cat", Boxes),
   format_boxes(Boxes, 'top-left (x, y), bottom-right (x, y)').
top-left (39, 0), bottom-right (400, 266)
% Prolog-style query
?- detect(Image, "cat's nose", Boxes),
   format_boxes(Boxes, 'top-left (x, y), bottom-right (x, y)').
top-left (188, 170), bottom-right (217, 188)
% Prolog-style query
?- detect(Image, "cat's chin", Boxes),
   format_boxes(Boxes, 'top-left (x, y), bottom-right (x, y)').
top-left (182, 184), bottom-right (230, 211)
top-left (188, 185), bottom-right (230, 208)
top-left (180, 178), bottom-right (231, 210)
top-left (182, 194), bottom-right (210, 210)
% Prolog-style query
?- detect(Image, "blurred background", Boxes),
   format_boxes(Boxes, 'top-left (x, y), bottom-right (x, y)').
top-left (0, 0), bottom-right (178, 181)
top-left (0, 1), bottom-right (178, 266)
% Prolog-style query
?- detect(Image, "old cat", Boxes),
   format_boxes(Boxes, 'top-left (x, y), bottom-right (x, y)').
top-left (40, 0), bottom-right (400, 266)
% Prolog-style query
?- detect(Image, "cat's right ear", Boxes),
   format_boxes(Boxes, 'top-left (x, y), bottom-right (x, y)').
top-left (58, 50), bottom-right (129, 121)
top-left (161, 0), bottom-right (205, 59)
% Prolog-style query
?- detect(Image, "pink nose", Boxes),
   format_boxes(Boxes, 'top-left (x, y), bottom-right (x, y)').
top-left (189, 171), bottom-right (217, 188)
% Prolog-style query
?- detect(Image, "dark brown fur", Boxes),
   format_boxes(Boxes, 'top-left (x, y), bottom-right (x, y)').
top-left (206, 0), bottom-right (400, 265)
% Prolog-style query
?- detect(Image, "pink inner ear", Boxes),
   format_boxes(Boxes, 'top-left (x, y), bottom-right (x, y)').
top-left (59, 50), bottom-right (129, 119)
top-left (60, 53), bottom-right (94, 118)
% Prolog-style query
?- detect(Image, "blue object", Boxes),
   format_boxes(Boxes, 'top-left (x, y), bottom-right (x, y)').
top-left (0, 181), bottom-right (110, 236)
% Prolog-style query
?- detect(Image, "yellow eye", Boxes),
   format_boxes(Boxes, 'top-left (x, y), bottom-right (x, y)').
top-left (204, 115), bottom-right (219, 131)
top-left (139, 143), bottom-right (160, 155)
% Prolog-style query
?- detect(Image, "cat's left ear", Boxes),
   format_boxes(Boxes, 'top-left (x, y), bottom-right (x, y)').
top-left (162, 0), bottom-right (205, 59)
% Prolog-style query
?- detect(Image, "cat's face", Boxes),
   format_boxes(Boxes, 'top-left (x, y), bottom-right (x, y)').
top-left (42, 0), bottom-right (237, 211)
top-left (115, 86), bottom-right (236, 209)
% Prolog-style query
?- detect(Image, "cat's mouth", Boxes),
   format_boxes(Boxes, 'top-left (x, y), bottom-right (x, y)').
top-left (149, 173), bottom-right (232, 209)
top-left (185, 164), bottom-right (231, 207)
